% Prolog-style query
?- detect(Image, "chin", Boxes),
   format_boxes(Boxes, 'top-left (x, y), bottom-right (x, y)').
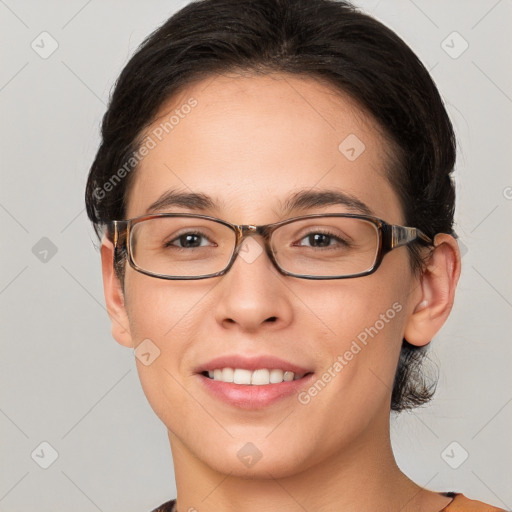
top-left (205, 449), bottom-right (308, 480)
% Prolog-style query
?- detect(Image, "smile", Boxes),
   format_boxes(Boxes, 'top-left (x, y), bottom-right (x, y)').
top-left (202, 368), bottom-right (309, 385)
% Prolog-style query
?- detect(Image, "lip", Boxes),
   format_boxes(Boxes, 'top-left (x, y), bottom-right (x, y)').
top-left (194, 354), bottom-right (315, 410)
top-left (194, 354), bottom-right (311, 375)
top-left (198, 372), bottom-right (315, 409)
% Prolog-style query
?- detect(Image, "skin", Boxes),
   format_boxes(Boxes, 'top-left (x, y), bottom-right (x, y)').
top-left (101, 72), bottom-right (461, 512)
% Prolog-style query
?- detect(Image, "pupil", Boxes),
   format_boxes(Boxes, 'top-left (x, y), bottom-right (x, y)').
top-left (181, 234), bottom-right (200, 247)
top-left (310, 233), bottom-right (329, 247)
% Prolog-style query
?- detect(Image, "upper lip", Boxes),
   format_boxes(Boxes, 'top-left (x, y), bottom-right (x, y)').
top-left (195, 355), bottom-right (313, 374)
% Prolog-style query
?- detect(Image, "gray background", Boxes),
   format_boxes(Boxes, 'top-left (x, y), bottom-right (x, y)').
top-left (1, 0), bottom-right (511, 510)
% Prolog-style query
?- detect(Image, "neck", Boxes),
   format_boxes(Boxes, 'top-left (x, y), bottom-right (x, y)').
top-left (167, 414), bottom-right (449, 512)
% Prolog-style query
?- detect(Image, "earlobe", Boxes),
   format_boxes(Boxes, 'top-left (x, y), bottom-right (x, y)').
top-left (404, 234), bottom-right (461, 347)
top-left (100, 235), bottom-right (133, 348)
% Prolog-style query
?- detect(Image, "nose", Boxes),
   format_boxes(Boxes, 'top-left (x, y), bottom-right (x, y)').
top-left (213, 235), bottom-right (294, 332)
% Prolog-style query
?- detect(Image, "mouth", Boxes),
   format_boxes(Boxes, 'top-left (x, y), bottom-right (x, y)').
top-left (195, 354), bottom-right (315, 408)
top-left (195, 355), bottom-right (315, 409)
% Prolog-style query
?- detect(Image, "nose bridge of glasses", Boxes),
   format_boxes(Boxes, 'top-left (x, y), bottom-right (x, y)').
top-left (235, 224), bottom-right (270, 245)
top-left (231, 224), bottom-right (276, 263)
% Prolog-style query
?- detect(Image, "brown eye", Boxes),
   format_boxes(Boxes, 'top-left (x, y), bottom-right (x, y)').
top-left (165, 231), bottom-right (213, 249)
top-left (294, 230), bottom-right (351, 249)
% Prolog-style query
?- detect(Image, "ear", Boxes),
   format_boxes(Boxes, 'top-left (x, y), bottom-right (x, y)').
top-left (100, 235), bottom-right (133, 348)
top-left (404, 234), bottom-right (461, 347)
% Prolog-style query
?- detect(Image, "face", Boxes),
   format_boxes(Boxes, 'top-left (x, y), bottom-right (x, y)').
top-left (108, 72), bottom-right (426, 477)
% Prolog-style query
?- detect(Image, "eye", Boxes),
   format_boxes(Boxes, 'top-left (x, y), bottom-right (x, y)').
top-left (295, 230), bottom-right (351, 249)
top-left (164, 231), bottom-right (215, 249)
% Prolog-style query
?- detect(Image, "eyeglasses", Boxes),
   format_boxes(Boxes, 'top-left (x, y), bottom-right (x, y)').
top-left (108, 213), bottom-right (432, 280)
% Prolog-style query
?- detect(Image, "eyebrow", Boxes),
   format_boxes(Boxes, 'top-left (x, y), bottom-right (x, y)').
top-left (146, 188), bottom-right (373, 217)
top-left (280, 189), bottom-right (373, 216)
top-left (147, 189), bottom-right (219, 213)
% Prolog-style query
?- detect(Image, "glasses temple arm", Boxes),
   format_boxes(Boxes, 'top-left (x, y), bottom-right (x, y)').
top-left (106, 220), bottom-right (128, 264)
top-left (389, 225), bottom-right (433, 249)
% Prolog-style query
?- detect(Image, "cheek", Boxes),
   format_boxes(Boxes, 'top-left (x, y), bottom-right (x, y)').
top-left (122, 272), bottom-right (218, 422)
top-left (296, 269), bottom-right (407, 348)
top-left (294, 272), bottom-right (408, 405)
top-left (124, 271), bottom-right (205, 340)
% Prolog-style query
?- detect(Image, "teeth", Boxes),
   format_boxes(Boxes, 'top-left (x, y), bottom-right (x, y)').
top-left (205, 368), bottom-right (306, 385)
top-left (233, 369), bottom-right (252, 385)
top-left (222, 367), bottom-right (234, 383)
top-left (251, 369), bottom-right (269, 385)
top-left (283, 371), bottom-right (294, 382)
top-left (269, 369), bottom-right (284, 383)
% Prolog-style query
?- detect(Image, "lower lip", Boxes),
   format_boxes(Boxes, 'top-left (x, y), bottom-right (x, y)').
top-left (198, 373), bottom-right (315, 409)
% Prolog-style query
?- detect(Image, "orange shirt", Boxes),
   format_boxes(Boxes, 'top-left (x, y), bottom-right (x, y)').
top-left (442, 493), bottom-right (507, 511)
top-left (152, 493), bottom-right (508, 511)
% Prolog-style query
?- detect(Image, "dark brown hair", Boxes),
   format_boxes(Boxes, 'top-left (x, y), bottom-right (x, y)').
top-left (85, 0), bottom-right (456, 412)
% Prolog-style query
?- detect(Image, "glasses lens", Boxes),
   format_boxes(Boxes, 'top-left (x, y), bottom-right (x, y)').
top-left (130, 216), bottom-right (236, 277)
top-left (271, 216), bottom-right (379, 277)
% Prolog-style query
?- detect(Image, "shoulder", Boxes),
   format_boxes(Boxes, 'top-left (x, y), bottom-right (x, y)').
top-left (150, 498), bottom-right (176, 512)
top-left (443, 493), bottom-right (508, 511)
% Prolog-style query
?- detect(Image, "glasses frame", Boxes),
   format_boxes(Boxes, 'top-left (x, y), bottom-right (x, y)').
top-left (108, 212), bottom-right (433, 280)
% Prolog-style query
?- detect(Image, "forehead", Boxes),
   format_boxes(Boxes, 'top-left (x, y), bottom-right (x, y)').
top-left (126, 72), bottom-right (403, 224)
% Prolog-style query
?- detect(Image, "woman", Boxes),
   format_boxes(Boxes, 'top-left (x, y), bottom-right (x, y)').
top-left (85, 0), bottom-right (506, 510)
